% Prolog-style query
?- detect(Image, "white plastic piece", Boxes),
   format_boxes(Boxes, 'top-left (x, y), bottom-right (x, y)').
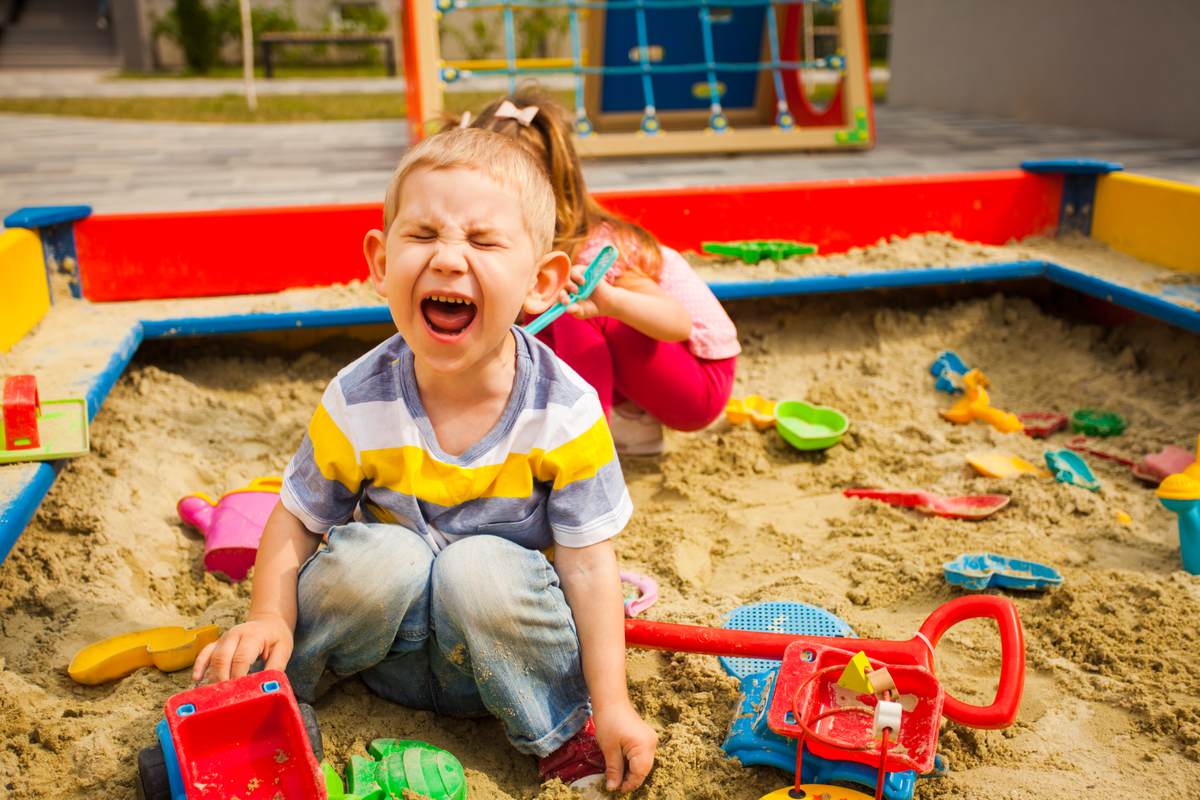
top-left (869, 666), bottom-right (896, 695)
top-left (873, 699), bottom-right (903, 737)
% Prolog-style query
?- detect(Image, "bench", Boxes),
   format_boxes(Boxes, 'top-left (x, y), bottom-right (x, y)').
top-left (258, 32), bottom-right (396, 78)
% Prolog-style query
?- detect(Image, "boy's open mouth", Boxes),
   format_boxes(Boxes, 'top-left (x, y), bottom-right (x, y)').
top-left (421, 293), bottom-right (477, 337)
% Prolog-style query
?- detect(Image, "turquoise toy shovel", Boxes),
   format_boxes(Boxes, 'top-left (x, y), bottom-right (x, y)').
top-left (523, 245), bottom-right (617, 334)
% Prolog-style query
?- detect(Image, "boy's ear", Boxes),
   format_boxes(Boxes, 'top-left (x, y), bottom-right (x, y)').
top-left (363, 229), bottom-right (388, 295)
top-left (524, 250), bottom-right (571, 316)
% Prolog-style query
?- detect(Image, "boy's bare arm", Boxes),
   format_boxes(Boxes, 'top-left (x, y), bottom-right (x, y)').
top-left (192, 501), bottom-right (319, 683)
top-left (556, 539), bottom-right (657, 792)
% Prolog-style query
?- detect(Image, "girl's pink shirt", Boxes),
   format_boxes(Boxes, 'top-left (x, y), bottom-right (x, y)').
top-left (578, 230), bottom-right (741, 361)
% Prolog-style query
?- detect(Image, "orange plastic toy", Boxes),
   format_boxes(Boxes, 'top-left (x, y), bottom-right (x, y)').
top-left (940, 370), bottom-right (1023, 433)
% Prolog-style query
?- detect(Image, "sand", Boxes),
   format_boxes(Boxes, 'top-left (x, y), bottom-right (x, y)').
top-left (2, 241), bottom-right (1200, 799)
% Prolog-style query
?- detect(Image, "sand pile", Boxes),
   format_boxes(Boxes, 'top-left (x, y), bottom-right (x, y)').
top-left (2, 287), bottom-right (1199, 799)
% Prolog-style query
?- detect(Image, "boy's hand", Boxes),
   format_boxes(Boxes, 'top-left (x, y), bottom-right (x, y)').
top-left (192, 613), bottom-right (293, 684)
top-left (593, 702), bottom-right (658, 793)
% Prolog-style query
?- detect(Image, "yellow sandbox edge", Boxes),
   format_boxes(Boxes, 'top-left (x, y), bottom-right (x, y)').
top-left (1093, 172), bottom-right (1200, 274)
top-left (0, 228), bottom-right (49, 353)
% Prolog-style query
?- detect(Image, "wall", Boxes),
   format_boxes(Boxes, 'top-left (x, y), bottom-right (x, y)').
top-left (888, 0), bottom-right (1200, 141)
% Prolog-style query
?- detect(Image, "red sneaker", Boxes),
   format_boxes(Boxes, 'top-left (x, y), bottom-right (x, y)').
top-left (538, 717), bottom-right (606, 787)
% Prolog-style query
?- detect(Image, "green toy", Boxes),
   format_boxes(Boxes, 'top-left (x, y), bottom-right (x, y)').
top-left (324, 739), bottom-right (468, 800)
top-left (701, 240), bottom-right (818, 265)
top-left (1070, 408), bottom-right (1127, 437)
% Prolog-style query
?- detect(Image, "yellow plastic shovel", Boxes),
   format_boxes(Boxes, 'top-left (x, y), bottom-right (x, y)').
top-left (967, 451), bottom-right (1050, 479)
top-left (68, 624), bottom-right (220, 685)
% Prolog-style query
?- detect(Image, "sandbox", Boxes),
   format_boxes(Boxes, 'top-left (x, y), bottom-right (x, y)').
top-left (1, 163), bottom-right (1199, 799)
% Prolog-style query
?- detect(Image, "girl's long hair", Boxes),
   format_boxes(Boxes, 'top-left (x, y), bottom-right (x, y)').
top-left (461, 87), bottom-right (664, 280)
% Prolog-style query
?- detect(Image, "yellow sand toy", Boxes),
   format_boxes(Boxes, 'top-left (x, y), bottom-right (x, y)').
top-left (940, 370), bottom-right (1023, 433)
top-left (760, 785), bottom-right (873, 800)
top-left (966, 451), bottom-right (1050, 479)
top-left (726, 395), bottom-right (778, 429)
top-left (68, 624), bottom-right (220, 685)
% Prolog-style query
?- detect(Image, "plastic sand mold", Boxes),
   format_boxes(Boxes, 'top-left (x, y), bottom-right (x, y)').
top-left (775, 400), bottom-right (849, 450)
top-left (620, 570), bottom-right (659, 617)
top-left (1134, 445), bottom-right (1196, 485)
top-left (68, 624), bottom-right (220, 685)
top-left (944, 553), bottom-right (1063, 591)
top-left (701, 239), bottom-right (818, 264)
top-left (1017, 411), bottom-right (1068, 438)
top-left (929, 350), bottom-right (969, 394)
top-left (966, 451), bottom-right (1049, 479)
top-left (1065, 435), bottom-right (1136, 467)
top-left (330, 739), bottom-right (467, 800)
top-left (1070, 408), bottom-right (1127, 437)
top-left (1044, 449), bottom-right (1101, 491)
top-left (726, 395), bottom-right (778, 429)
top-left (1, 375), bottom-right (89, 464)
top-left (940, 369), bottom-right (1022, 433)
top-left (843, 488), bottom-right (1010, 520)
top-left (523, 244), bottom-right (616, 334)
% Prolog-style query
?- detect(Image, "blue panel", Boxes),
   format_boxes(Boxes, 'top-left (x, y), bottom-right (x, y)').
top-left (140, 305), bottom-right (392, 338)
top-left (1044, 263), bottom-right (1200, 334)
top-left (0, 462), bottom-right (60, 564)
top-left (0, 323), bottom-right (142, 561)
top-left (720, 601), bottom-right (854, 679)
top-left (601, 6), bottom-right (765, 112)
top-left (1020, 159), bottom-right (1124, 176)
top-left (708, 261), bottom-right (1049, 301)
top-left (4, 205), bottom-right (93, 228)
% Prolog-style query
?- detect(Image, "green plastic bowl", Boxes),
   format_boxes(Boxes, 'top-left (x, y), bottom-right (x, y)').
top-left (774, 400), bottom-right (849, 451)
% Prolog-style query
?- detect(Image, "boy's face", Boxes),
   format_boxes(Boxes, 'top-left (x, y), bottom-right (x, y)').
top-left (365, 166), bottom-right (567, 376)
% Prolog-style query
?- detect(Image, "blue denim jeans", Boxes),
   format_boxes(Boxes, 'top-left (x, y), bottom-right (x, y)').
top-left (286, 522), bottom-right (591, 756)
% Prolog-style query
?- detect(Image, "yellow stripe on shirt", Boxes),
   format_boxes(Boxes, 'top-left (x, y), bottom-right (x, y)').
top-left (308, 402), bottom-right (365, 492)
top-left (357, 416), bottom-right (617, 507)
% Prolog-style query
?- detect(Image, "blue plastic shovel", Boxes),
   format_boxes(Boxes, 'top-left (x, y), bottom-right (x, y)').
top-left (523, 245), bottom-right (617, 335)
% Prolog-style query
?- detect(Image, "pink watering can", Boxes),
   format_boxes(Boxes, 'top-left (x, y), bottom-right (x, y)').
top-left (177, 477), bottom-right (281, 582)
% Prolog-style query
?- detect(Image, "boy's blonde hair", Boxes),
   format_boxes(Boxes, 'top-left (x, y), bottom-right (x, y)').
top-left (383, 127), bottom-right (556, 255)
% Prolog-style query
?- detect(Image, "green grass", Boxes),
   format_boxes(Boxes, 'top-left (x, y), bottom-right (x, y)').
top-left (0, 91), bottom-right (549, 123)
top-left (0, 85), bottom-right (883, 124)
top-left (117, 62), bottom-right (397, 80)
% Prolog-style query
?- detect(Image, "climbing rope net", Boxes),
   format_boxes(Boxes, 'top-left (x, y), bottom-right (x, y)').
top-left (434, 0), bottom-right (846, 136)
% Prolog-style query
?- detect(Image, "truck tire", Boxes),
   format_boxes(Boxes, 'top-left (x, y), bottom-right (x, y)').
top-left (299, 702), bottom-right (323, 762)
top-left (136, 744), bottom-right (172, 800)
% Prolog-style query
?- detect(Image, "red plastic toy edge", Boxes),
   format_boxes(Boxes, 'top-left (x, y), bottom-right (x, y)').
top-left (623, 595), bottom-right (1025, 730)
top-left (71, 171), bottom-right (1062, 302)
top-left (2, 375), bottom-right (41, 450)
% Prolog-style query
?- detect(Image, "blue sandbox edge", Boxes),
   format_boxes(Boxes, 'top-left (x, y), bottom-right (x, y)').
top-left (2, 260), bottom-right (1198, 563)
top-left (0, 322), bottom-right (143, 564)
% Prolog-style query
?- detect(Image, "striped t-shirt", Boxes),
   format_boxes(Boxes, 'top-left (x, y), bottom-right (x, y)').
top-left (280, 327), bottom-right (632, 552)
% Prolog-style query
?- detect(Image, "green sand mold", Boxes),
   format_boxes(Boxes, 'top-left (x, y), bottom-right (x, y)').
top-left (0, 397), bottom-right (90, 464)
top-left (325, 739), bottom-right (468, 800)
top-left (775, 400), bottom-right (849, 451)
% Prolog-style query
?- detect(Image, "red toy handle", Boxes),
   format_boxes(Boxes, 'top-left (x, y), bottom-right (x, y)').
top-left (624, 595), bottom-right (1025, 730)
top-left (917, 594), bottom-right (1025, 729)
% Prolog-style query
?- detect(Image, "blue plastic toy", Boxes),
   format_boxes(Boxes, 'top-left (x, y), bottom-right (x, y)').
top-left (1155, 436), bottom-right (1200, 575)
top-left (523, 245), bottom-right (617, 334)
top-left (720, 605), bottom-right (926, 800)
top-left (944, 553), bottom-right (1063, 591)
top-left (718, 601), bottom-right (853, 680)
top-left (1045, 449), bottom-right (1101, 492)
top-left (929, 350), bottom-right (969, 394)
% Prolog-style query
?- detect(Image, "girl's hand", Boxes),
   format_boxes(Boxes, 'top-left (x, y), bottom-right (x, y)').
top-left (593, 703), bottom-right (658, 792)
top-left (192, 613), bottom-right (293, 684)
top-left (558, 263), bottom-right (618, 320)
